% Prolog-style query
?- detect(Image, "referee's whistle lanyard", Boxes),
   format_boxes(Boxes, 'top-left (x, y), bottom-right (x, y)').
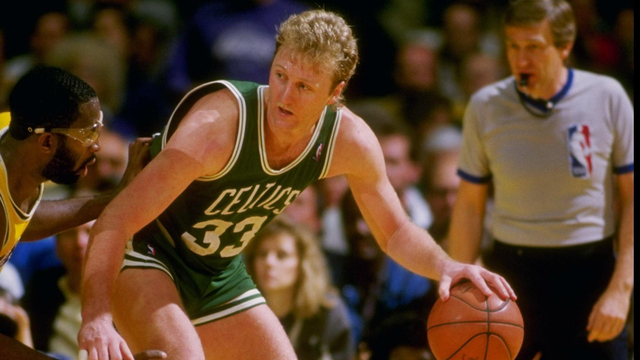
top-left (515, 68), bottom-right (574, 118)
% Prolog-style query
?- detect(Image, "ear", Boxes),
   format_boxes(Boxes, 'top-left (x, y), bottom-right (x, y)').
top-left (559, 41), bottom-right (574, 61)
top-left (37, 133), bottom-right (59, 155)
top-left (327, 81), bottom-right (346, 105)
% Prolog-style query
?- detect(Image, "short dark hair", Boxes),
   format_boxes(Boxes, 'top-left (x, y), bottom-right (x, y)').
top-left (504, 0), bottom-right (576, 48)
top-left (8, 66), bottom-right (98, 140)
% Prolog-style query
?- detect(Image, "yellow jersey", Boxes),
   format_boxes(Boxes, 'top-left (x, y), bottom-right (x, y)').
top-left (0, 112), bottom-right (44, 269)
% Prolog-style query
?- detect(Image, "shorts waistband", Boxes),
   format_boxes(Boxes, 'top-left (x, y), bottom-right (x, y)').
top-left (492, 237), bottom-right (614, 260)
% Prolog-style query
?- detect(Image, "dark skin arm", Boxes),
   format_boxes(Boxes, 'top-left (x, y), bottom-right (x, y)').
top-left (20, 138), bottom-right (151, 242)
top-left (20, 194), bottom-right (116, 242)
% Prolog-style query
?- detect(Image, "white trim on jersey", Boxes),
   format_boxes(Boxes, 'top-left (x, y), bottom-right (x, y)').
top-left (320, 109), bottom-right (342, 179)
top-left (159, 80), bottom-right (247, 182)
top-left (257, 86), bottom-right (328, 176)
top-left (198, 80), bottom-right (247, 181)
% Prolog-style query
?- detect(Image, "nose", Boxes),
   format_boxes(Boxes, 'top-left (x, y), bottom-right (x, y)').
top-left (516, 48), bottom-right (530, 68)
top-left (280, 83), bottom-right (296, 106)
top-left (91, 138), bottom-right (101, 152)
top-left (263, 252), bottom-right (278, 266)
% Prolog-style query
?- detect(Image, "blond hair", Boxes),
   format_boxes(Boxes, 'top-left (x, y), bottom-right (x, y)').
top-left (275, 10), bottom-right (359, 108)
top-left (504, 0), bottom-right (576, 48)
top-left (244, 217), bottom-right (335, 319)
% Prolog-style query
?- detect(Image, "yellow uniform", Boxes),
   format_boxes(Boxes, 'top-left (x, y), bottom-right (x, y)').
top-left (0, 112), bottom-right (44, 269)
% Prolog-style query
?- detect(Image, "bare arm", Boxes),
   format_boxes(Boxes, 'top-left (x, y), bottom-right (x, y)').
top-left (21, 194), bottom-right (116, 242)
top-left (587, 171), bottom-right (634, 342)
top-left (329, 110), bottom-right (514, 300)
top-left (21, 138), bottom-right (152, 242)
top-left (609, 172), bottom-right (634, 300)
top-left (448, 179), bottom-right (489, 263)
top-left (79, 89), bottom-right (239, 360)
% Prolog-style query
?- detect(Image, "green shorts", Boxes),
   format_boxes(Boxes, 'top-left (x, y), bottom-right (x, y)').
top-left (121, 220), bottom-right (266, 326)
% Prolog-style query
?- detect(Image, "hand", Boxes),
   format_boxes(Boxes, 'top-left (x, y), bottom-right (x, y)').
top-left (117, 137), bottom-right (152, 192)
top-left (78, 315), bottom-right (135, 360)
top-left (587, 287), bottom-right (631, 342)
top-left (0, 296), bottom-right (33, 347)
top-left (438, 260), bottom-right (516, 302)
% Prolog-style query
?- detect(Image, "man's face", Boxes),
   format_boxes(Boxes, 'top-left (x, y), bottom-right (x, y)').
top-left (42, 100), bottom-right (102, 184)
top-left (427, 153), bottom-right (460, 230)
top-left (505, 20), bottom-right (571, 96)
top-left (56, 220), bottom-right (94, 276)
top-left (380, 134), bottom-right (418, 194)
top-left (267, 47), bottom-right (343, 134)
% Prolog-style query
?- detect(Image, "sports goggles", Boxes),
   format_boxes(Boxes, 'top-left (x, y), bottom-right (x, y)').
top-left (28, 111), bottom-right (104, 148)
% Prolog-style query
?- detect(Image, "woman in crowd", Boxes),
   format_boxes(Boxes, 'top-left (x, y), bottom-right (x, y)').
top-left (244, 217), bottom-right (354, 360)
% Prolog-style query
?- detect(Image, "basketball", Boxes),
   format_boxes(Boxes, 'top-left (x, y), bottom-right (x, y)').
top-left (427, 281), bottom-right (524, 360)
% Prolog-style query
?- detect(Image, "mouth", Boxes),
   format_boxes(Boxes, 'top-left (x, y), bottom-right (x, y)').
top-left (518, 73), bottom-right (532, 87)
top-left (76, 156), bottom-right (97, 176)
top-left (278, 105), bottom-right (293, 116)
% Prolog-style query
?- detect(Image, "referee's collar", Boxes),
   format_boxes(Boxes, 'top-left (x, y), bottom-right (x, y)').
top-left (515, 68), bottom-right (574, 113)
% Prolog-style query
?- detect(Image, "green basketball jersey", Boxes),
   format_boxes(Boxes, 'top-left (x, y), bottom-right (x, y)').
top-left (148, 80), bottom-right (341, 275)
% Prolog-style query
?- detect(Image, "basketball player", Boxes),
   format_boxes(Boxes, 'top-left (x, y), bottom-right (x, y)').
top-left (0, 67), bottom-right (163, 360)
top-left (78, 9), bottom-right (516, 360)
top-left (449, 0), bottom-right (633, 359)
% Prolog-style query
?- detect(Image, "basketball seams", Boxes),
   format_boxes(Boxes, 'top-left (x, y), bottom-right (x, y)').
top-left (428, 284), bottom-right (523, 360)
top-left (488, 333), bottom-right (514, 360)
top-left (443, 333), bottom-right (488, 360)
top-left (450, 294), bottom-right (489, 311)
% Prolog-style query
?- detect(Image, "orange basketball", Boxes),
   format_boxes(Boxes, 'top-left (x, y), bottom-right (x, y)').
top-left (427, 281), bottom-right (524, 360)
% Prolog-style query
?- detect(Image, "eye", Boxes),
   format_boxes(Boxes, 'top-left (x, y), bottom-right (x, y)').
top-left (299, 83), bottom-right (308, 91)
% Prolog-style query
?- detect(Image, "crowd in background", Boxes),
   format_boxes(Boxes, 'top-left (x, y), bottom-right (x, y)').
top-left (0, 0), bottom-right (633, 359)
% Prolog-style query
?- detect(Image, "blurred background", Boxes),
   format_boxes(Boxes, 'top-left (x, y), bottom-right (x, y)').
top-left (0, 1), bottom-right (633, 359)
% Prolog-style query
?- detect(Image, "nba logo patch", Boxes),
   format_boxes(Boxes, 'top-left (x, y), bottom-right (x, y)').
top-left (312, 143), bottom-right (324, 161)
top-left (147, 244), bottom-right (156, 256)
top-left (567, 124), bottom-right (593, 178)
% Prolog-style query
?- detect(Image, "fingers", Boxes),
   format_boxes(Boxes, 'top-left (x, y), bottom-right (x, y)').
top-left (438, 276), bottom-right (452, 301)
top-left (134, 350), bottom-right (168, 360)
top-left (587, 314), bottom-right (626, 342)
top-left (480, 271), bottom-right (517, 301)
top-left (469, 272), bottom-right (493, 298)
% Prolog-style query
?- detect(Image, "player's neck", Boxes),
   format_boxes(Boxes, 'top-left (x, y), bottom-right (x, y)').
top-left (263, 117), bottom-right (317, 170)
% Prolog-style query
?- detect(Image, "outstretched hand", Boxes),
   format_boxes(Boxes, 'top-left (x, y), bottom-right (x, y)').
top-left (117, 137), bottom-right (153, 192)
top-left (438, 260), bottom-right (517, 301)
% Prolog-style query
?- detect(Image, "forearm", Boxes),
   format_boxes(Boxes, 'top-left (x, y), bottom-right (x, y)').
top-left (22, 194), bottom-right (115, 241)
top-left (385, 221), bottom-right (453, 281)
top-left (448, 201), bottom-right (485, 264)
top-left (608, 200), bottom-right (634, 294)
top-left (81, 223), bottom-right (128, 323)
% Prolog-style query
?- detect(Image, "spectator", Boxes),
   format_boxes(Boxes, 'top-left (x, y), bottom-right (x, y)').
top-left (282, 184), bottom-right (322, 235)
top-left (339, 190), bottom-right (433, 346)
top-left (45, 33), bottom-right (126, 128)
top-left (22, 219), bottom-right (94, 358)
top-left (1, 11), bottom-right (69, 107)
top-left (245, 217), bottom-right (354, 360)
top-left (165, 0), bottom-right (308, 97)
top-left (367, 312), bottom-right (433, 360)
